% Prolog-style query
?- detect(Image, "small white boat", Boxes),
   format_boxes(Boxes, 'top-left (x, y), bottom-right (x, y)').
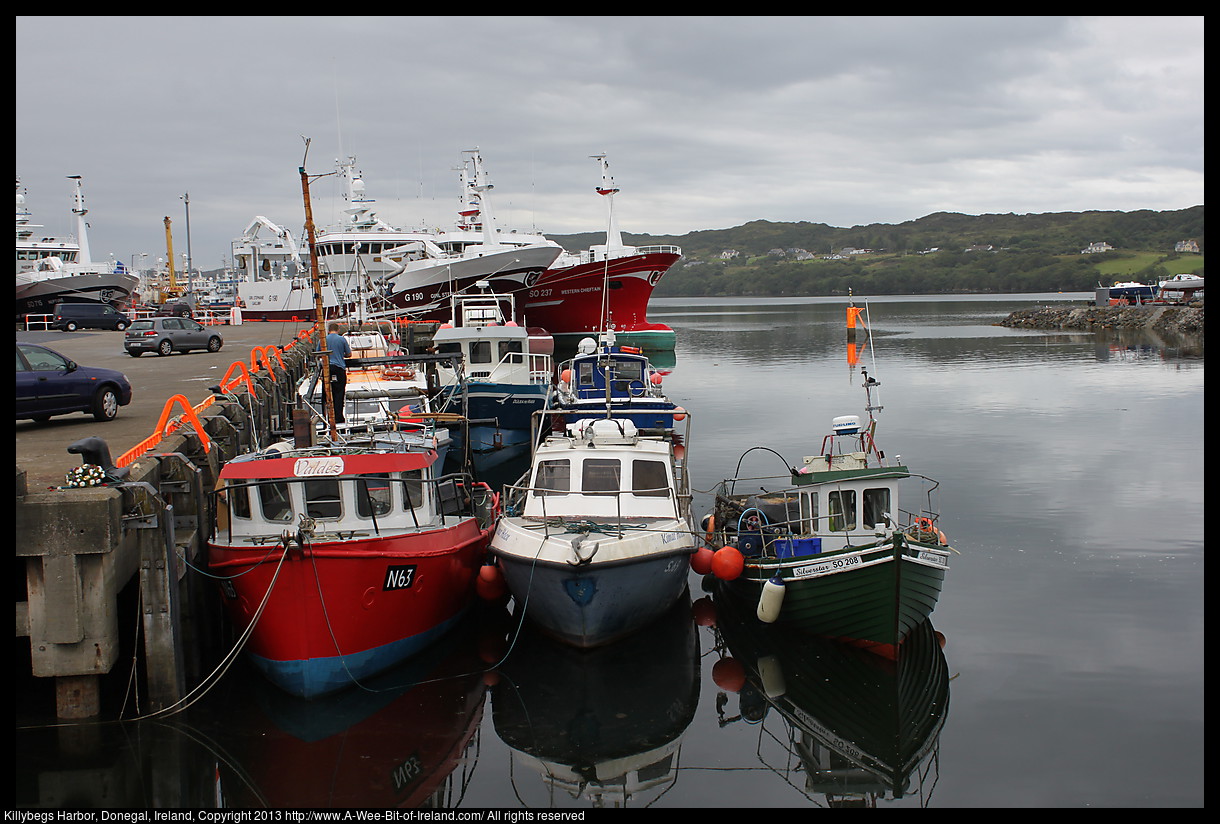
top-left (1156, 273), bottom-right (1204, 304)
top-left (490, 412), bottom-right (696, 648)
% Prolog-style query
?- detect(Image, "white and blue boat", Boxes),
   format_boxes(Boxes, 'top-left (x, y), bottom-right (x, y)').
top-left (431, 285), bottom-right (554, 478)
top-left (551, 330), bottom-right (686, 434)
top-left (489, 411), bottom-right (696, 648)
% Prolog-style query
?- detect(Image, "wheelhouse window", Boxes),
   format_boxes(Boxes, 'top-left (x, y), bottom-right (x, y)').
top-left (469, 341), bottom-right (492, 364)
top-left (801, 491), bottom-right (819, 534)
top-left (611, 359), bottom-right (644, 384)
top-left (259, 482), bottom-right (294, 522)
top-left (862, 488), bottom-right (891, 529)
top-left (230, 483), bottom-right (251, 520)
top-left (828, 490), bottom-right (856, 532)
top-left (533, 459), bottom-right (570, 495)
top-left (356, 474), bottom-right (393, 518)
top-left (583, 459), bottom-right (621, 493)
top-left (631, 459), bottom-right (669, 497)
top-left (304, 479), bottom-right (342, 520)
top-left (399, 469), bottom-right (424, 509)
top-left (498, 340), bottom-right (523, 361)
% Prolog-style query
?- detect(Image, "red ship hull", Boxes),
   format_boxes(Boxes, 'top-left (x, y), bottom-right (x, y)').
top-left (509, 249), bottom-right (680, 343)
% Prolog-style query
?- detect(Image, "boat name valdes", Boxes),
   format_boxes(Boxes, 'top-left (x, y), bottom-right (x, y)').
top-left (293, 456), bottom-right (345, 477)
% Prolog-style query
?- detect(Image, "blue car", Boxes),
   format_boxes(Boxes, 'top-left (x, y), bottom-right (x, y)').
top-left (16, 342), bottom-right (134, 422)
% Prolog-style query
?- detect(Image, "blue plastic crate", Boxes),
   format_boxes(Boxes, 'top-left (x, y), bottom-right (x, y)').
top-left (773, 537), bottom-right (821, 559)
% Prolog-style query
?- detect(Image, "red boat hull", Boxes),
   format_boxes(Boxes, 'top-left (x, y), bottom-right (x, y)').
top-left (209, 521), bottom-right (490, 698)
top-left (513, 250), bottom-right (680, 338)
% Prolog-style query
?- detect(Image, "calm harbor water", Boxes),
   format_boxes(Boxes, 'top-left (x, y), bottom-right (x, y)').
top-left (16, 294), bottom-right (1204, 809)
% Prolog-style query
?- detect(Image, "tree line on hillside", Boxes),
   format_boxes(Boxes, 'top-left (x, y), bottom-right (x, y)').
top-left (658, 249), bottom-right (1122, 296)
top-left (549, 205), bottom-right (1203, 296)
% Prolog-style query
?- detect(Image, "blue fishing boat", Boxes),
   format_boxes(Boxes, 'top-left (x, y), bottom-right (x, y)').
top-left (430, 285), bottom-right (554, 477)
top-left (551, 329), bottom-right (686, 433)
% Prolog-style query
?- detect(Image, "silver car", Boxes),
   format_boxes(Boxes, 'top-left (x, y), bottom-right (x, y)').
top-left (124, 317), bottom-right (224, 357)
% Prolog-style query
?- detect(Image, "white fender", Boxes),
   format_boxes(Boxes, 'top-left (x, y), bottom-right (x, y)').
top-left (756, 575), bottom-right (786, 623)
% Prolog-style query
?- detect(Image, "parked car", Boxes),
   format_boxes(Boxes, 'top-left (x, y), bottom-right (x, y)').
top-left (124, 317), bottom-right (224, 357)
top-left (16, 342), bottom-right (133, 422)
top-left (150, 301), bottom-right (194, 318)
top-left (52, 302), bottom-right (131, 332)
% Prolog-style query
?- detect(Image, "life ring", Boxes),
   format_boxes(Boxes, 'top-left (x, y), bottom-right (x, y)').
top-left (402, 368), bottom-right (416, 380)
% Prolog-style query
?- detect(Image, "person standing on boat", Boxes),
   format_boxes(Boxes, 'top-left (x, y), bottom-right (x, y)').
top-left (325, 322), bottom-right (353, 423)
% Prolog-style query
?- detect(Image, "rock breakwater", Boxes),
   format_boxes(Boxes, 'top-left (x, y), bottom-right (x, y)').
top-left (999, 304), bottom-right (1204, 337)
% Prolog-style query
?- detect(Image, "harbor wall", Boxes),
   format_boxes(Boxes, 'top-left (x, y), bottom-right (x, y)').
top-left (998, 304), bottom-right (1203, 337)
top-left (15, 331), bottom-right (316, 719)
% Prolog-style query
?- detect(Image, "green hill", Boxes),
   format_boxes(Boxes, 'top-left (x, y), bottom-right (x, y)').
top-left (549, 206), bottom-right (1204, 296)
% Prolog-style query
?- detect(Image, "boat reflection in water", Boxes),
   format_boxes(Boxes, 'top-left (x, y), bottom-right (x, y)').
top-left (703, 587), bottom-right (951, 808)
top-left (489, 592), bottom-right (699, 807)
top-left (215, 612), bottom-right (495, 809)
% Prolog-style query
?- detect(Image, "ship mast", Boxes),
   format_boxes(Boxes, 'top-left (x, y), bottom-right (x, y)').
top-left (591, 155), bottom-right (621, 331)
top-left (67, 176), bottom-right (93, 265)
top-left (464, 148), bottom-right (503, 250)
top-left (300, 138), bottom-right (337, 438)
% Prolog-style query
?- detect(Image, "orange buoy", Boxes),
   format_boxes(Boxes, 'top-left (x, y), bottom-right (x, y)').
top-left (691, 596), bottom-right (717, 627)
top-left (712, 657), bottom-right (746, 692)
top-left (691, 546), bottom-right (715, 576)
top-left (673, 406), bottom-right (686, 421)
top-left (711, 546), bottom-right (745, 581)
top-left (476, 564), bottom-right (507, 601)
top-left (650, 373), bottom-right (663, 385)
top-left (560, 369), bottom-right (572, 384)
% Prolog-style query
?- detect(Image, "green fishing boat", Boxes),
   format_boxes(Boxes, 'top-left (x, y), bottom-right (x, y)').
top-left (700, 302), bottom-right (953, 659)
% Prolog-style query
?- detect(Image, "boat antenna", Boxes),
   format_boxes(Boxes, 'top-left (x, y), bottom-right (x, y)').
top-left (300, 136), bottom-right (338, 438)
top-left (592, 154), bottom-right (618, 333)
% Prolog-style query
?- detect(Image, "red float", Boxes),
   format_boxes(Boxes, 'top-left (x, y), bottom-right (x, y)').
top-left (690, 546), bottom-right (715, 576)
top-left (711, 546), bottom-right (744, 581)
top-left (712, 657), bottom-right (746, 692)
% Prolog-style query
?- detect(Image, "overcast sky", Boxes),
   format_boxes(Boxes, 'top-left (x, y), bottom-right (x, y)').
top-left (17, 16), bottom-right (1204, 271)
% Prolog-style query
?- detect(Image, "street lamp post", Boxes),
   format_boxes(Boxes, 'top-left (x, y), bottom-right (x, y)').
top-left (182, 192), bottom-right (194, 306)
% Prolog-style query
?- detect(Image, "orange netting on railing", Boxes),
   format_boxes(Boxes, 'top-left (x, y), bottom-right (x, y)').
top-left (114, 328), bottom-right (314, 468)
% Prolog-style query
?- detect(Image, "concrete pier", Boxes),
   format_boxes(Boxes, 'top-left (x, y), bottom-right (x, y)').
top-left (16, 321), bottom-right (318, 718)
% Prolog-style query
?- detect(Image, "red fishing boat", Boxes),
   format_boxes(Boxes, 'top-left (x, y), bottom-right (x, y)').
top-left (207, 430), bottom-right (498, 698)
top-left (207, 153), bottom-right (498, 699)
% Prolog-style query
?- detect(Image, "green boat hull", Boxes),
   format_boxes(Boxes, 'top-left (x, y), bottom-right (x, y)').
top-left (720, 534), bottom-right (948, 656)
top-left (711, 609), bottom-right (950, 799)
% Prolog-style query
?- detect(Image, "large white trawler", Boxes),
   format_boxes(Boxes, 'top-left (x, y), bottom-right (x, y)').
top-left (232, 155), bottom-right (563, 322)
top-left (230, 151), bottom-right (681, 349)
top-left (16, 176), bottom-right (139, 320)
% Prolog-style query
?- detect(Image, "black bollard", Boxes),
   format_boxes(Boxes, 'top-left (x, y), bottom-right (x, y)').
top-left (67, 436), bottom-right (130, 483)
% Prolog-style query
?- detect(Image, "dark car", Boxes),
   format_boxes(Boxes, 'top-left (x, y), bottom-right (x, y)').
top-left (124, 317), bottom-right (224, 357)
top-left (52, 302), bottom-right (132, 332)
top-left (150, 301), bottom-right (194, 318)
top-left (16, 342), bottom-right (133, 421)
